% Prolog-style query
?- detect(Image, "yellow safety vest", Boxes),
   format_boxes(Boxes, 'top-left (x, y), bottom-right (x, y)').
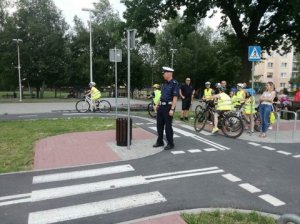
top-left (153, 90), bottom-right (161, 105)
top-left (231, 95), bottom-right (239, 109)
top-left (236, 90), bottom-right (245, 104)
top-left (243, 96), bottom-right (256, 114)
top-left (91, 87), bottom-right (101, 100)
top-left (204, 88), bottom-right (213, 100)
top-left (216, 92), bottom-right (232, 111)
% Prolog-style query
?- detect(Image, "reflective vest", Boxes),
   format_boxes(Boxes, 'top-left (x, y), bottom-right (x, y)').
top-left (91, 87), bottom-right (101, 100)
top-left (236, 90), bottom-right (245, 104)
top-left (243, 96), bottom-right (256, 114)
top-left (204, 88), bottom-right (213, 100)
top-left (231, 95), bottom-right (239, 109)
top-left (216, 92), bottom-right (232, 111)
top-left (153, 90), bottom-right (161, 105)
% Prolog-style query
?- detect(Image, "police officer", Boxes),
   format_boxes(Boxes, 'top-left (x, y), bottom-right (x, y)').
top-left (153, 66), bottom-right (179, 150)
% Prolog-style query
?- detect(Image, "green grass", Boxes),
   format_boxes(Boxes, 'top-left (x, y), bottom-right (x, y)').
top-left (181, 211), bottom-right (277, 224)
top-left (0, 117), bottom-right (116, 173)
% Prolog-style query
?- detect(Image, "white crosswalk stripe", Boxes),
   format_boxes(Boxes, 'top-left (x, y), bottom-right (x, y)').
top-left (148, 127), bottom-right (180, 138)
top-left (28, 191), bottom-right (167, 224)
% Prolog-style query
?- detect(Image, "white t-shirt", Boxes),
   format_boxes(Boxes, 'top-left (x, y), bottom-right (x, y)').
top-left (261, 91), bottom-right (275, 105)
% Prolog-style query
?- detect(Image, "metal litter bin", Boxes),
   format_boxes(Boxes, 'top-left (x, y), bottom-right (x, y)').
top-left (116, 118), bottom-right (132, 146)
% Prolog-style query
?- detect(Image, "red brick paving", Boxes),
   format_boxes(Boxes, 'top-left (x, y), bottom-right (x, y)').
top-left (131, 214), bottom-right (187, 224)
top-left (34, 128), bottom-right (156, 170)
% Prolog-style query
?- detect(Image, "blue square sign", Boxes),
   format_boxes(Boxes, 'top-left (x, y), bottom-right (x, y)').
top-left (248, 46), bottom-right (261, 62)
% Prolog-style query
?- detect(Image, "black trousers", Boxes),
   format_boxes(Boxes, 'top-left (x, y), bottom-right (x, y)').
top-left (156, 105), bottom-right (174, 145)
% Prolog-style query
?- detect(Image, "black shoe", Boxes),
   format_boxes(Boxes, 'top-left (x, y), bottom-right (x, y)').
top-left (153, 143), bottom-right (164, 148)
top-left (164, 144), bottom-right (174, 150)
top-left (185, 117), bottom-right (189, 121)
top-left (180, 117), bottom-right (184, 121)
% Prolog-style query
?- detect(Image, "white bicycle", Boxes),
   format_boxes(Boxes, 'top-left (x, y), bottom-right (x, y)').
top-left (76, 96), bottom-right (111, 113)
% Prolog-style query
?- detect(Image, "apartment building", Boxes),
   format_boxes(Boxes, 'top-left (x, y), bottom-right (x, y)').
top-left (254, 47), bottom-right (299, 91)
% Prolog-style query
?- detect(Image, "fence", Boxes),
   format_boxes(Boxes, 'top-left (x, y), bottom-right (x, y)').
top-left (275, 110), bottom-right (299, 142)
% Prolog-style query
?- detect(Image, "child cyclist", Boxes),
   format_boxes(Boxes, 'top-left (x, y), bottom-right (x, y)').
top-left (86, 82), bottom-right (101, 111)
top-left (148, 84), bottom-right (161, 112)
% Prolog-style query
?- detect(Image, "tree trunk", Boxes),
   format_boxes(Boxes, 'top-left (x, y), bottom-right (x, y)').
top-left (40, 80), bottom-right (45, 98)
top-left (54, 87), bottom-right (57, 98)
top-left (36, 86), bottom-right (40, 98)
top-left (240, 44), bottom-right (253, 84)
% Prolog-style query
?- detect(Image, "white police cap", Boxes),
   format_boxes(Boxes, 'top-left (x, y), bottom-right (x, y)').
top-left (162, 66), bottom-right (174, 73)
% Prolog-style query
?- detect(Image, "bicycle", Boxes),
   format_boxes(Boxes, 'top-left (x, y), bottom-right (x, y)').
top-left (194, 101), bottom-right (244, 138)
top-left (230, 103), bottom-right (261, 132)
top-left (76, 96), bottom-right (111, 113)
top-left (194, 99), bottom-right (207, 116)
top-left (147, 101), bottom-right (157, 118)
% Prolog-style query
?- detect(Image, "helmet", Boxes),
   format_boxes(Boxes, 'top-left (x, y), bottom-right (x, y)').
top-left (230, 87), bottom-right (237, 93)
top-left (153, 84), bottom-right (160, 88)
top-left (89, 82), bottom-right (96, 86)
top-left (205, 81), bottom-right (211, 85)
top-left (217, 85), bottom-right (226, 92)
top-left (246, 88), bottom-right (256, 96)
top-left (215, 83), bottom-right (221, 87)
top-left (237, 83), bottom-right (244, 88)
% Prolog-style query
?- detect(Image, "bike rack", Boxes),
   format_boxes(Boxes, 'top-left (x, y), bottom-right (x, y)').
top-left (278, 214), bottom-right (300, 224)
top-left (275, 110), bottom-right (297, 142)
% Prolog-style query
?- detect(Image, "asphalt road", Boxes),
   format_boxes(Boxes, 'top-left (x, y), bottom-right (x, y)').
top-left (0, 114), bottom-right (299, 224)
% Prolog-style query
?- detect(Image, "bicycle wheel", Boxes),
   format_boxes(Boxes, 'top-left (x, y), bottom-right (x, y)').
top-left (148, 103), bottom-right (156, 118)
top-left (98, 100), bottom-right (111, 113)
top-left (76, 100), bottom-right (90, 113)
top-left (194, 111), bottom-right (207, 132)
top-left (221, 114), bottom-right (244, 138)
top-left (195, 104), bottom-right (205, 116)
top-left (254, 112), bottom-right (261, 132)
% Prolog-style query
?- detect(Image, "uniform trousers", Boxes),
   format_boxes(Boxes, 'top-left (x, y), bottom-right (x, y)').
top-left (156, 105), bottom-right (174, 145)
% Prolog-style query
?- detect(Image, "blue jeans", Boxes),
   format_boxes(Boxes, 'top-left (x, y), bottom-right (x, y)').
top-left (259, 104), bottom-right (272, 133)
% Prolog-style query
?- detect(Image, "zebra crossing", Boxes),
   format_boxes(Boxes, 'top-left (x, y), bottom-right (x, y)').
top-left (0, 164), bottom-right (224, 224)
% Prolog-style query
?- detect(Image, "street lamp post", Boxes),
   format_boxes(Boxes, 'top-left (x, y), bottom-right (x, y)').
top-left (170, 48), bottom-right (177, 68)
top-left (82, 8), bottom-right (95, 82)
top-left (12, 38), bottom-right (23, 102)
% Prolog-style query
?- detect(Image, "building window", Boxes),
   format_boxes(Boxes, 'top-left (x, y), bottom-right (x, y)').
top-left (280, 72), bottom-right (287, 78)
top-left (292, 72), bottom-right (298, 78)
top-left (268, 62), bottom-right (273, 68)
top-left (267, 72), bottom-right (273, 78)
top-left (281, 62), bottom-right (287, 68)
top-left (280, 83), bottom-right (286, 88)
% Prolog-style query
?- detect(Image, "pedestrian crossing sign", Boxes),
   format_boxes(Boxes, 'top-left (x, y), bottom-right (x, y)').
top-left (248, 46), bottom-right (261, 62)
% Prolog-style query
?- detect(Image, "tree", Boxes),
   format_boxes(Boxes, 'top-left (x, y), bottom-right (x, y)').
top-left (123, 0), bottom-right (300, 83)
top-left (10, 0), bottom-right (69, 97)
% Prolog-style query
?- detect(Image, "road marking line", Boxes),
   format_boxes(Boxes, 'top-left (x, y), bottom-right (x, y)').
top-left (172, 127), bottom-right (195, 137)
top-left (203, 148), bottom-right (217, 152)
top-left (149, 127), bottom-right (180, 138)
top-left (146, 122), bottom-right (154, 125)
top-left (31, 176), bottom-right (147, 202)
top-left (262, 146), bottom-right (276, 151)
top-left (259, 194), bottom-right (286, 207)
top-left (135, 123), bottom-right (144, 125)
top-left (0, 193), bottom-right (31, 202)
top-left (188, 149), bottom-right (202, 153)
top-left (200, 131), bottom-right (212, 136)
top-left (239, 183), bottom-right (262, 193)
top-left (276, 151), bottom-right (292, 156)
top-left (0, 198), bottom-right (31, 207)
top-left (28, 191), bottom-right (167, 224)
top-left (178, 124), bottom-right (195, 131)
top-left (191, 135), bottom-right (230, 150)
top-left (145, 167), bottom-right (219, 179)
top-left (222, 174), bottom-right (242, 182)
top-left (171, 151), bottom-right (185, 155)
top-left (32, 164), bottom-right (135, 184)
top-left (146, 170), bottom-right (224, 183)
top-left (293, 155), bottom-right (300, 158)
top-left (18, 115), bottom-right (37, 118)
top-left (248, 142), bottom-right (261, 146)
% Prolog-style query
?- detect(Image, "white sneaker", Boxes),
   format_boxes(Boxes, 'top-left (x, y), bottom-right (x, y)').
top-left (268, 126), bottom-right (273, 130)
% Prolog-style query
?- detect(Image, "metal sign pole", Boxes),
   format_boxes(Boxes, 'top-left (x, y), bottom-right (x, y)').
top-left (250, 61), bottom-right (254, 135)
top-left (127, 30), bottom-right (131, 150)
top-left (114, 47), bottom-right (118, 119)
top-left (17, 43), bottom-right (22, 102)
top-left (89, 11), bottom-right (93, 82)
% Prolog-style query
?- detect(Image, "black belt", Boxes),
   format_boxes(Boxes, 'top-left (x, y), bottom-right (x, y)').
top-left (160, 101), bottom-right (172, 105)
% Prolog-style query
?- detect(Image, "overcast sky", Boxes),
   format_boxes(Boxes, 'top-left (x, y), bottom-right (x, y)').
top-left (53, 0), bottom-right (221, 29)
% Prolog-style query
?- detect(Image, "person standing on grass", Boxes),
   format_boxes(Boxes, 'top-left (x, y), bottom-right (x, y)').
top-left (179, 77), bottom-right (195, 121)
top-left (259, 82), bottom-right (276, 138)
